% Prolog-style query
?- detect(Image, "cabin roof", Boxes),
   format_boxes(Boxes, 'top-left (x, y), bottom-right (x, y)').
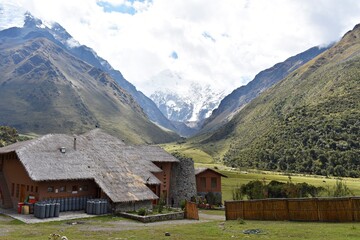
top-left (0, 129), bottom-right (179, 202)
top-left (194, 167), bottom-right (228, 178)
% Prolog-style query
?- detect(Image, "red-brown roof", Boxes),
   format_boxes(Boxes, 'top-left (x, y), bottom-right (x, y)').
top-left (194, 168), bottom-right (228, 178)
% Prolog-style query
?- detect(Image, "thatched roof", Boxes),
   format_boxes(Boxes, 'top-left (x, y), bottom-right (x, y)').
top-left (0, 129), bottom-right (179, 203)
top-left (194, 168), bottom-right (228, 178)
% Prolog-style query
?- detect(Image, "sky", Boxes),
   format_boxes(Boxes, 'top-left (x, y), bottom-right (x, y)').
top-left (2, 0), bottom-right (360, 96)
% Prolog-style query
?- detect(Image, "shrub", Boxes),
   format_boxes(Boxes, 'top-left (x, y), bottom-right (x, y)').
top-left (137, 208), bottom-right (147, 216)
top-left (180, 200), bottom-right (186, 210)
top-left (332, 179), bottom-right (354, 197)
top-left (232, 184), bottom-right (244, 200)
top-left (233, 180), bottom-right (326, 199)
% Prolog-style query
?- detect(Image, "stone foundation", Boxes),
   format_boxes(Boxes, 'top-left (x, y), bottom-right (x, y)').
top-left (118, 211), bottom-right (184, 223)
top-left (112, 200), bottom-right (152, 213)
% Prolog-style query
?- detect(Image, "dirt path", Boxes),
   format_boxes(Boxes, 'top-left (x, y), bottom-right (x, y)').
top-left (199, 212), bottom-right (225, 221)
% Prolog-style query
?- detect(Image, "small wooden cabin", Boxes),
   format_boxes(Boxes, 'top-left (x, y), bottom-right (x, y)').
top-left (195, 168), bottom-right (227, 205)
top-left (0, 129), bottom-right (189, 212)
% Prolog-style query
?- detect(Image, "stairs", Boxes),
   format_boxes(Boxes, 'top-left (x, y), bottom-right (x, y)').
top-left (0, 172), bottom-right (13, 209)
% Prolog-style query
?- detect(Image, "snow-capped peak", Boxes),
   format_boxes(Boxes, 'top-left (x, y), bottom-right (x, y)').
top-left (149, 71), bottom-right (225, 124)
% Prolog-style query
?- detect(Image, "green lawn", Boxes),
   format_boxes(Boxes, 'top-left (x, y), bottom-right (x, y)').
top-left (1, 214), bottom-right (359, 240)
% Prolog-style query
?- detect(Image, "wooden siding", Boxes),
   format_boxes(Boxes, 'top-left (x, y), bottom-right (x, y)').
top-left (2, 157), bottom-right (99, 209)
top-left (195, 170), bottom-right (222, 193)
top-left (153, 162), bottom-right (172, 203)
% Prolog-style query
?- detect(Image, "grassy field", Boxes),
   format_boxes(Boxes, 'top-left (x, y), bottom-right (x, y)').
top-left (161, 143), bottom-right (215, 164)
top-left (220, 169), bottom-right (360, 201)
top-left (1, 214), bottom-right (359, 240)
top-left (160, 142), bottom-right (360, 201)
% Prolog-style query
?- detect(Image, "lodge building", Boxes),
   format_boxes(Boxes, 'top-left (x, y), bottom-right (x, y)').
top-left (0, 129), bottom-right (196, 212)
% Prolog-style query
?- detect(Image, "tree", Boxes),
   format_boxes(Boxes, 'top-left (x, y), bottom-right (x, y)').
top-left (0, 126), bottom-right (19, 147)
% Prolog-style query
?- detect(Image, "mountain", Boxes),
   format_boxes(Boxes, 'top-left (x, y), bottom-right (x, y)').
top-left (192, 24), bottom-right (360, 177)
top-left (149, 70), bottom-right (225, 137)
top-left (0, 3), bottom-right (176, 133)
top-left (47, 22), bottom-right (178, 133)
top-left (0, 13), bottom-right (179, 144)
top-left (201, 46), bottom-right (330, 133)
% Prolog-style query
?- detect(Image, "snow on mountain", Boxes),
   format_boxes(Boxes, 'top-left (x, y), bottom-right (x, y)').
top-left (149, 70), bottom-right (225, 125)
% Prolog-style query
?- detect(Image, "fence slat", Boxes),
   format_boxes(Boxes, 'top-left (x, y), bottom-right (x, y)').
top-left (184, 201), bottom-right (199, 220)
top-left (225, 197), bottom-right (359, 222)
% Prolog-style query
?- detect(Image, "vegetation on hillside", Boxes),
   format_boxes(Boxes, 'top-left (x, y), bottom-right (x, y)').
top-left (198, 25), bottom-right (360, 178)
top-left (223, 58), bottom-right (360, 177)
top-left (0, 126), bottom-right (30, 147)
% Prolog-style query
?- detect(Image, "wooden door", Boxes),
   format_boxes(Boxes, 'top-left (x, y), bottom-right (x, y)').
top-left (20, 185), bottom-right (26, 202)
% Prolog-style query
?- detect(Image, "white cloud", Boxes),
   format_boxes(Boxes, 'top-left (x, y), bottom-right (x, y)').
top-left (6, 0), bottom-right (360, 96)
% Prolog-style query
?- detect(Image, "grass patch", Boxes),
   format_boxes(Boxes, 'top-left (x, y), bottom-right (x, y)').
top-left (1, 215), bottom-right (359, 240)
top-left (161, 143), bottom-right (214, 164)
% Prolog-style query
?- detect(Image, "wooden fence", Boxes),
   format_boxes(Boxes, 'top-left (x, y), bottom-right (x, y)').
top-left (225, 197), bottom-right (360, 222)
top-left (184, 201), bottom-right (199, 220)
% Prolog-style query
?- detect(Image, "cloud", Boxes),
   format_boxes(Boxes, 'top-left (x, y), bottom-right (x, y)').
top-left (8, 0), bottom-right (360, 96)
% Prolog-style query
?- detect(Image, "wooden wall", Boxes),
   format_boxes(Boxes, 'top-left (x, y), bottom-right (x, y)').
top-left (2, 156), bottom-right (99, 209)
top-left (195, 170), bottom-right (222, 193)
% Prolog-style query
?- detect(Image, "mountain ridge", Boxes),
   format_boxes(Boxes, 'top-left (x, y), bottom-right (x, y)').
top-left (0, 16), bottom-right (179, 144)
top-left (0, 11), bottom-right (178, 133)
top-left (190, 23), bottom-right (360, 177)
top-left (200, 45), bottom-right (330, 133)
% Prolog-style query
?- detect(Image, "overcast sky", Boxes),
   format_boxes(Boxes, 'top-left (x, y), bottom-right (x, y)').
top-left (3, 0), bottom-right (360, 95)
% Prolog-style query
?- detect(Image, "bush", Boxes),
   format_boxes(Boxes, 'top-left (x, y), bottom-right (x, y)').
top-left (232, 184), bottom-right (244, 200)
top-left (332, 179), bottom-right (354, 197)
top-left (233, 180), bottom-right (325, 199)
top-left (180, 200), bottom-right (186, 210)
top-left (137, 208), bottom-right (147, 216)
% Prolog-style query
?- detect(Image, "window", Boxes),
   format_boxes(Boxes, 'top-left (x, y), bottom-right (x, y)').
top-left (72, 185), bottom-right (78, 192)
top-left (59, 186), bottom-right (66, 192)
top-left (211, 177), bottom-right (217, 188)
top-left (11, 183), bottom-right (15, 197)
top-left (79, 185), bottom-right (88, 192)
top-left (200, 177), bottom-right (206, 189)
top-left (16, 184), bottom-right (19, 197)
top-left (35, 186), bottom-right (38, 193)
top-left (27, 185), bottom-right (29, 191)
top-left (47, 186), bottom-right (54, 192)
top-left (31, 186), bottom-right (33, 192)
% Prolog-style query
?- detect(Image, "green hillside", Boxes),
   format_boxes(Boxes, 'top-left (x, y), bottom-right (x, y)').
top-left (193, 24), bottom-right (360, 177)
top-left (0, 37), bottom-right (179, 144)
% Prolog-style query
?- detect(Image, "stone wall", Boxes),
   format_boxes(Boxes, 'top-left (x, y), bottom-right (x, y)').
top-left (118, 211), bottom-right (184, 223)
top-left (112, 200), bottom-right (152, 213)
top-left (169, 157), bottom-right (196, 207)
